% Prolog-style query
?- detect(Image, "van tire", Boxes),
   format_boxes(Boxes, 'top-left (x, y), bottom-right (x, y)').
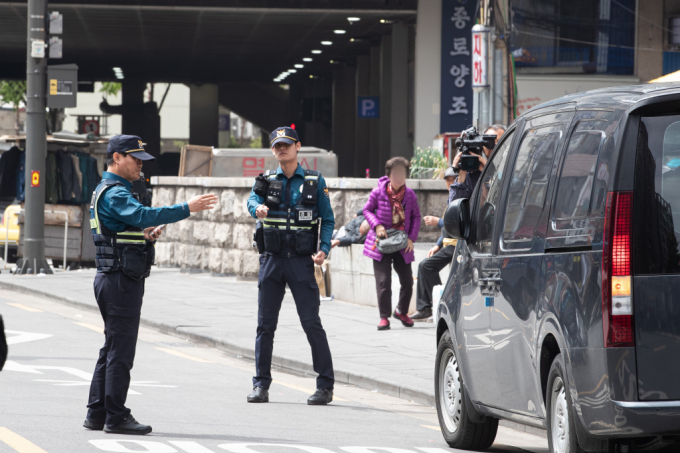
top-left (546, 353), bottom-right (583, 453)
top-left (435, 330), bottom-right (498, 450)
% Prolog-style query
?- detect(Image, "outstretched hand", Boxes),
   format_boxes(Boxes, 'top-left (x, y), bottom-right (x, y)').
top-left (188, 194), bottom-right (218, 212)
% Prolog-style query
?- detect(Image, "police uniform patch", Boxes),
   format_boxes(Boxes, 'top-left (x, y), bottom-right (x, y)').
top-left (277, 129), bottom-right (285, 137)
top-left (324, 187), bottom-right (329, 199)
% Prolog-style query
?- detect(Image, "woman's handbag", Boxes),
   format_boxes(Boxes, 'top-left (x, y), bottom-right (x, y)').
top-left (376, 228), bottom-right (409, 254)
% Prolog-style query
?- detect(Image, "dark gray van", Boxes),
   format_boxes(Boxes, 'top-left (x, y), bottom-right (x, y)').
top-left (435, 84), bottom-right (680, 453)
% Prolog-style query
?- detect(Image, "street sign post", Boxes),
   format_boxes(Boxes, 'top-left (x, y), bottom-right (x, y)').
top-left (22, 0), bottom-right (51, 274)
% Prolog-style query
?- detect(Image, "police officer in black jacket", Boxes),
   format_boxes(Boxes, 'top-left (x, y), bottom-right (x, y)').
top-left (84, 135), bottom-right (217, 435)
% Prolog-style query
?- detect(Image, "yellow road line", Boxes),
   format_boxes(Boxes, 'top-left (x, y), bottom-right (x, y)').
top-left (73, 322), bottom-right (104, 334)
top-left (274, 381), bottom-right (347, 401)
top-left (154, 347), bottom-right (215, 363)
top-left (0, 427), bottom-right (49, 453)
top-left (6, 303), bottom-right (43, 313)
top-left (422, 424), bottom-right (441, 431)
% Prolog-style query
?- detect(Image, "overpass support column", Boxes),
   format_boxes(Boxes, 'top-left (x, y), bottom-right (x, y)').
top-left (122, 80), bottom-right (145, 137)
top-left (414, 0), bottom-right (442, 150)
top-left (332, 63), bottom-right (356, 177)
top-left (390, 23), bottom-right (410, 160)
top-left (354, 55), bottom-right (370, 177)
top-left (190, 83), bottom-right (219, 147)
top-left (368, 45), bottom-right (381, 178)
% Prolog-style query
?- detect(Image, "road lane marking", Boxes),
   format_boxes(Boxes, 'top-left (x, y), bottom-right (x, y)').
top-left (6, 302), bottom-right (43, 312)
top-left (90, 439), bottom-right (176, 452)
top-left (74, 321), bottom-right (104, 333)
top-left (5, 331), bottom-right (52, 345)
top-left (169, 441), bottom-right (216, 452)
top-left (420, 425), bottom-right (441, 431)
top-left (154, 347), bottom-right (215, 363)
top-left (0, 427), bottom-right (49, 453)
top-left (274, 381), bottom-right (347, 401)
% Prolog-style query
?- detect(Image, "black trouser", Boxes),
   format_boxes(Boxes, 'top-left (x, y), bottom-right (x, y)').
top-left (254, 254), bottom-right (334, 390)
top-left (416, 245), bottom-right (455, 311)
top-left (87, 272), bottom-right (144, 427)
top-left (373, 252), bottom-right (413, 318)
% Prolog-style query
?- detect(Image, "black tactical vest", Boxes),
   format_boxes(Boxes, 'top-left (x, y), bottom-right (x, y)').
top-left (258, 169), bottom-right (321, 257)
top-left (89, 179), bottom-right (155, 280)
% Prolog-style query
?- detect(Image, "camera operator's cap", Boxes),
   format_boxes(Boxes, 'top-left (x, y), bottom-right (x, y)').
top-left (444, 166), bottom-right (456, 179)
top-left (107, 134), bottom-right (156, 161)
top-left (270, 127), bottom-right (299, 147)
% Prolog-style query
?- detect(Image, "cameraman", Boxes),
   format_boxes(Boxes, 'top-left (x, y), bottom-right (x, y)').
top-left (412, 124), bottom-right (505, 321)
top-left (450, 124), bottom-right (506, 201)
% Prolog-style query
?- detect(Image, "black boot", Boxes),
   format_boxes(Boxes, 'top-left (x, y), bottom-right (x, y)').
top-left (83, 419), bottom-right (104, 430)
top-left (247, 387), bottom-right (269, 403)
top-left (307, 389), bottom-right (333, 405)
top-left (103, 415), bottom-right (152, 435)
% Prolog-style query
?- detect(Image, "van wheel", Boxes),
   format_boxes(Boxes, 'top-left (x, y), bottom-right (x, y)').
top-left (435, 330), bottom-right (498, 450)
top-left (546, 353), bottom-right (582, 453)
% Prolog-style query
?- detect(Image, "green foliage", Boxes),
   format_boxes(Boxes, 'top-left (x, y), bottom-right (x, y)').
top-left (0, 80), bottom-right (27, 109)
top-left (410, 146), bottom-right (447, 179)
top-left (100, 82), bottom-right (121, 97)
top-left (228, 136), bottom-right (241, 148)
top-left (173, 140), bottom-right (188, 149)
top-left (250, 137), bottom-right (262, 148)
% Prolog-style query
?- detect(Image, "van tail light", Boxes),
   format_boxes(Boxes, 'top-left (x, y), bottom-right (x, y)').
top-left (602, 192), bottom-right (634, 347)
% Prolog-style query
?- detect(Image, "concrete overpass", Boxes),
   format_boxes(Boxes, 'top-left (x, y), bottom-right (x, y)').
top-left (0, 0), bottom-right (429, 178)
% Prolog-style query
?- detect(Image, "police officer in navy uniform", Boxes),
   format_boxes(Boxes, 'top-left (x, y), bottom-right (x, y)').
top-left (246, 127), bottom-right (335, 405)
top-left (84, 135), bottom-right (217, 435)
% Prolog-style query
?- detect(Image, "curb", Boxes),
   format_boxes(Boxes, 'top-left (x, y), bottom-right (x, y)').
top-left (1, 279), bottom-right (547, 439)
top-left (0, 280), bottom-right (436, 407)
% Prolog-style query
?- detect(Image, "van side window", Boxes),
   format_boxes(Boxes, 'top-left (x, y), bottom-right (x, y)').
top-left (553, 121), bottom-right (607, 223)
top-left (472, 130), bottom-right (515, 254)
top-left (634, 116), bottom-right (680, 275)
top-left (502, 126), bottom-right (562, 244)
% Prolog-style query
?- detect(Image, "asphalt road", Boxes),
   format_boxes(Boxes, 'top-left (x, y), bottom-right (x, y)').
top-left (0, 289), bottom-right (548, 453)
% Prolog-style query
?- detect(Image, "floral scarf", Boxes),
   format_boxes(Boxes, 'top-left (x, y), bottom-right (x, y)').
top-left (387, 182), bottom-right (406, 231)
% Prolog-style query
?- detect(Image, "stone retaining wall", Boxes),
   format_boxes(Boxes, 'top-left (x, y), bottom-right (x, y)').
top-left (150, 176), bottom-right (450, 278)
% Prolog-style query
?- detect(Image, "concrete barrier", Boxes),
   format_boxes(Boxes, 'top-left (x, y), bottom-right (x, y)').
top-left (329, 243), bottom-right (450, 311)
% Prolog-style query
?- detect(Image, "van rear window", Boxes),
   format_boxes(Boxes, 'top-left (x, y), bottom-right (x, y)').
top-left (633, 115), bottom-right (680, 275)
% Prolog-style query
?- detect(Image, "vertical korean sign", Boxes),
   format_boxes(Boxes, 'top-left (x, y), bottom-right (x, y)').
top-left (440, 0), bottom-right (475, 133)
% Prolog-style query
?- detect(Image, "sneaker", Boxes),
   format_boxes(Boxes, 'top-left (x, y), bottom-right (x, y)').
top-left (393, 309), bottom-right (414, 327)
top-left (411, 308), bottom-right (432, 321)
top-left (377, 318), bottom-right (390, 330)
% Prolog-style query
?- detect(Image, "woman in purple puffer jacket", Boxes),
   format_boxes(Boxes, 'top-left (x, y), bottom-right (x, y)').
top-left (363, 157), bottom-right (421, 330)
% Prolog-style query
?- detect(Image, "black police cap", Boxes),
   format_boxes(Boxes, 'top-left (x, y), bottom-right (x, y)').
top-left (270, 127), bottom-right (299, 147)
top-left (107, 135), bottom-right (155, 161)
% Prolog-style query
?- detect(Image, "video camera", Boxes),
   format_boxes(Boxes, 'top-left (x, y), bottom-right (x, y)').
top-left (454, 126), bottom-right (497, 172)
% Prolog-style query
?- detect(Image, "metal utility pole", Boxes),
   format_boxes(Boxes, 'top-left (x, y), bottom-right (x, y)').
top-left (21, 0), bottom-right (51, 274)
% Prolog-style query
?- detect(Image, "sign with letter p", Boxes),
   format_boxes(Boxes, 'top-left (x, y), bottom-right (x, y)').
top-left (357, 96), bottom-right (380, 118)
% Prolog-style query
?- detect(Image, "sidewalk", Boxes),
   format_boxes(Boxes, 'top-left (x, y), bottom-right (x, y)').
top-left (0, 267), bottom-right (437, 406)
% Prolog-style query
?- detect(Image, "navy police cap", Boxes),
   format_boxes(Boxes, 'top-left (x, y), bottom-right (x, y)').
top-left (270, 127), bottom-right (299, 147)
top-left (107, 134), bottom-right (156, 161)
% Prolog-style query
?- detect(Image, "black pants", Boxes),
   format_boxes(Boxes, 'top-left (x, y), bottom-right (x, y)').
top-left (373, 252), bottom-right (413, 318)
top-left (87, 272), bottom-right (144, 427)
top-left (416, 245), bottom-right (455, 311)
top-left (254, 254), bottom-right (334, 390)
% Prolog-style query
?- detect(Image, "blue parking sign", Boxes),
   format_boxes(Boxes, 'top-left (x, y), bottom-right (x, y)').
top-left (357, 96), bottom-right (380, 118)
